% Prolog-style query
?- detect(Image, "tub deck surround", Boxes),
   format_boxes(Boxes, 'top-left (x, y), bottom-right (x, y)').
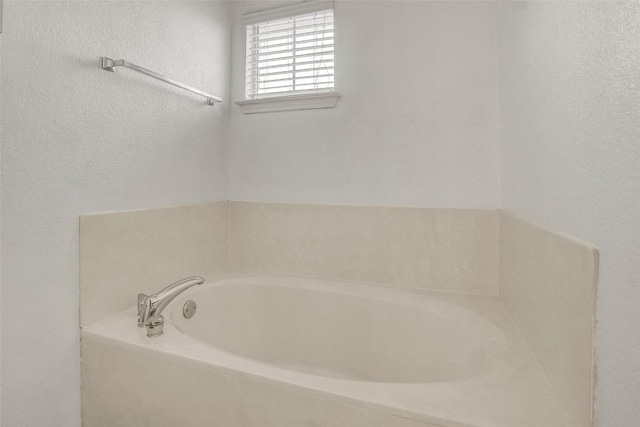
top-left (79, 201), bottom-right (229, 327)
top-left (500, 213), bottom-right (599, 427)
top-left (80, 202), bottom-right (597, 426)
top-left (82, 338), bottom-right (437, 427)
top-left (80, 202), bottom-right (498, 327)
top-left (82, 273), bottom-right (572, 427)
top-left (229, 202), bottom-right (499, 295)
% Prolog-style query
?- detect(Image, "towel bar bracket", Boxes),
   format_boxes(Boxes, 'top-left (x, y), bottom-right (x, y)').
top-left (101, 57), bottom-right (124, 72)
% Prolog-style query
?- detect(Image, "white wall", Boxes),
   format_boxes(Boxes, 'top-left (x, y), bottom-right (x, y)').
top-left (229, 1), bottom-right (500, 208)
top-left (0, 1), bottom-right (230, 425)
top-left (0, 31), bottom-right (3, 425)
top-left (497, 2), bottom-right (640, 425)
top-left (5, 1), bottom-right (639, 426)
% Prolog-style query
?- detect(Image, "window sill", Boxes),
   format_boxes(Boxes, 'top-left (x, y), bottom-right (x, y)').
top-left (236, 92), bottom-right (340, 114)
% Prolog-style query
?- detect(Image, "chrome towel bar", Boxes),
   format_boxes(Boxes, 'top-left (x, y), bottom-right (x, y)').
top-left (101, 57), bottom-right (222, 106)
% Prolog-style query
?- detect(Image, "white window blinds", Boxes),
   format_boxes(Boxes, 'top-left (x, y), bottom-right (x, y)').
top-left (245, 4), bottom-right (334, 99)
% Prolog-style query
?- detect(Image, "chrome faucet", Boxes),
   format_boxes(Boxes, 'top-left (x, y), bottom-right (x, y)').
top-left (137, 276), bottom-right (204, 337)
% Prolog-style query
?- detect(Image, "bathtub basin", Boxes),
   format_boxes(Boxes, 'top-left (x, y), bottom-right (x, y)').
top-left (172, 282), bottom-right (502, 383)
top-left (82, 272), bottom-right (573, 427)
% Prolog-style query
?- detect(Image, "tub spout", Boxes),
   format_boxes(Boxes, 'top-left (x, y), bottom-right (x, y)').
top-left (137, 276), bottom-right (204, 337)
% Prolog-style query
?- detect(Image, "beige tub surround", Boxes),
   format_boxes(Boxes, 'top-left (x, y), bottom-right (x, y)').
top-left (83, 273), bottom-right (573, 427)
top-left (79, 202), bottom-right (598, 427)
top-left (230, 202), bottom-right (499, 295)
top-left (80, 201), bottom-right (499, 327)
top-left (82, 335), bottom-right (435, 427)
top-left (80, 202), bottom-right (229, 327)
top-left (500, 212), bottom-right (598, 427)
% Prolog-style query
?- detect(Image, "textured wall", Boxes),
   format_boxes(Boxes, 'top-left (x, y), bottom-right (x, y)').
top-left (6, 1), bottom-right (638, 426)
top-left (497, 2), bottom-right (640, 425)
top-left (0, 33), bottom-right (3, 425)
top-left (0, 2), bottom-right (230, 425)
top-left (229, 0), bottom-right (500, 208)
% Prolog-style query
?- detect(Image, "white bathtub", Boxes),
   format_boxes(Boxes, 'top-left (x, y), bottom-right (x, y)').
top-left (82, 273), bottom-right (572, 427)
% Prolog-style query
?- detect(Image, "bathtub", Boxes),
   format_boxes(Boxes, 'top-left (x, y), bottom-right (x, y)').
top-left (81, 273), bottom-right (572, 427)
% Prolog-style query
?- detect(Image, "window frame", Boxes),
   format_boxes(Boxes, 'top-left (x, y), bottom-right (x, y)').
top-left (236, 1), bottom-right (340, 114)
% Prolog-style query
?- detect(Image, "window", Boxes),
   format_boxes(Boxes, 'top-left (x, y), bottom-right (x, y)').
top-left (237, 1), bottom-right (340, 114)
top-left (246, 8), bottom-right (334, 99)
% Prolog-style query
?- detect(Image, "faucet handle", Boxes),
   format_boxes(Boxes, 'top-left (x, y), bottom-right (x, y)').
top-left (136, 277), bottom-right (204, 336)
top-left (137, 293), bottom-right (149, 328)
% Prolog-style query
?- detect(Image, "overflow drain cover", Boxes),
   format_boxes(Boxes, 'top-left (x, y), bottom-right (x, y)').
top-left (183, 300), bottom-right (197, 319)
